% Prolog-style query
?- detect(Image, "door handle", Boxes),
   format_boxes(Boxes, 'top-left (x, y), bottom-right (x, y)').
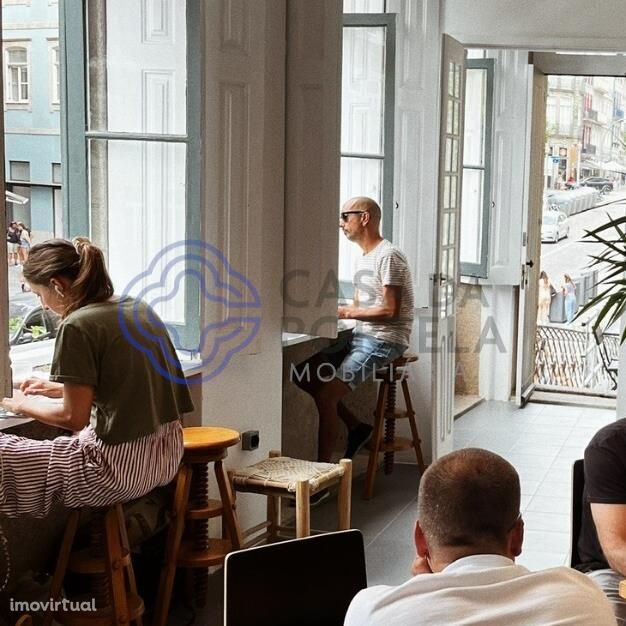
top-left (525, 260), bottom-right (534, 268)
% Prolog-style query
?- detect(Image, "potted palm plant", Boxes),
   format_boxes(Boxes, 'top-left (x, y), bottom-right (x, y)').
top-left (577, 213), bottom-right (626, 344)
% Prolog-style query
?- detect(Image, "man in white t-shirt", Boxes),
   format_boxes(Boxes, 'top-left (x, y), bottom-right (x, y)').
top-left (294, 197), bottom-right (414, 471)
top-left (345, 448), bottom-right (615, 626)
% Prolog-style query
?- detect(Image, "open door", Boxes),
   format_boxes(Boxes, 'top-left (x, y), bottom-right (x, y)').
top-left (432, 35), bottom-right (465, 460)
top-left (515, 66), bottom-right (546, 406)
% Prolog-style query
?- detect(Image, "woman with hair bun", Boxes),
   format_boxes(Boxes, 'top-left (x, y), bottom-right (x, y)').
top-left (0, 237), bottom-right (193, 517)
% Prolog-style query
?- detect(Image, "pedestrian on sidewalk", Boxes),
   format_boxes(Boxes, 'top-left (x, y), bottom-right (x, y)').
top-left (563, 274), bottom-right (577, 323)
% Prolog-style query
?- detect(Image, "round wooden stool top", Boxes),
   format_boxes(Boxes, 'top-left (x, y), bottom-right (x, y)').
top-left (392, 353), bottom-right (418, 367)
top-left (183, 427), bottom-right (240, 452)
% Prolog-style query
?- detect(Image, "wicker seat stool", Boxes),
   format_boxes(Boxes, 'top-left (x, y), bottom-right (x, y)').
top-left (364, 353), bottom-right (426, 500)
top-left (230, 451), bottom-right (352, 543)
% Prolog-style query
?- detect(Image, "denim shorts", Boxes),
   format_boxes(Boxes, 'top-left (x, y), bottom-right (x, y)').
top-left (316, 332), bottom-right (406, 390)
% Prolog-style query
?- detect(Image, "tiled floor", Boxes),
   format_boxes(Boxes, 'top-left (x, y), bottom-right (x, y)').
top-left (453, 400), bottom-right (615, 571)
top-left (170, 399), bottom-right (616, 624)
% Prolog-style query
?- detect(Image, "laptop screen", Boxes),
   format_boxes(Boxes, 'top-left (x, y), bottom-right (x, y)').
top-left (224, 529), bottom-right (367, 626)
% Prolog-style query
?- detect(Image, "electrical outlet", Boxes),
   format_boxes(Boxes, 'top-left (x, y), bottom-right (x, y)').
top-left (241, 430), bottom-right (260, 451)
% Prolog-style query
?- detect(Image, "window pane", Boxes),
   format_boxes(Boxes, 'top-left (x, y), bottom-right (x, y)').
top-left (464, 68), bottom-right (486, 167)
top-left (86, 0), bottom-right (187, 135)
top-left (339, 156), bottom-right (382, 282)
top-left (89, 139), bottom-right (187, 324)
top-left (8, 48), bottom-right (26, 64)
top-left (460, 169), bottom-right (484, 265)
top-left (341, 26), bottom-right (385, 155)
top-left (343, 0), bottom-right (385, 12)
top-left (52, 162), bottom-right (62, 183)
top-left (10, 161), bottom-right (30, 181)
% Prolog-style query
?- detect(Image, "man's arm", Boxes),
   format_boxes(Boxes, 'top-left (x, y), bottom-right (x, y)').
top-left (590, 503), bottom-right (626, 575)
top-left (338, 284), bottom-right (402, 321)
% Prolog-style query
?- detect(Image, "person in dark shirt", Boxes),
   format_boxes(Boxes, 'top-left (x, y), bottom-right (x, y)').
top-left (577, 418), bottom-right (626, 624)
top-left (0, 237), bottom-right (193, 517)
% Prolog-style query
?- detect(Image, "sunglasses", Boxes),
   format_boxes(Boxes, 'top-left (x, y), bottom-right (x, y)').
top-left (340, 211), bottom-right (366, 222)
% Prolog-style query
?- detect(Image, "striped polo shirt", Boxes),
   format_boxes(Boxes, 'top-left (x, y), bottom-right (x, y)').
top-left (353, 239), bottom-right (414, 347)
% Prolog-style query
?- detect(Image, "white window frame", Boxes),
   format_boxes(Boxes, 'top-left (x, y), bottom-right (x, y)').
top-left (61, 0), bottom-right (202, 350)
top-left (460, 58), bottom-right (494, 279)
top-left (4, 42), bottom-right (31, 108)
top-left (48, 39), bottom-right (60, 108)
top-left (339, 13), bottom-right (395, 297)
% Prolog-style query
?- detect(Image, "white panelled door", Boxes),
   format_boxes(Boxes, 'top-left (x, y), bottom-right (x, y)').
top-left (432, 35), bottom-right (466, 460)
top-left (515, 67), bottom-right (546, 405)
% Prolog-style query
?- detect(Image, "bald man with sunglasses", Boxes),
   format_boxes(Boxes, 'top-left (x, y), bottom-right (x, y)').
top-left (295, 197), bottom-right (414, 475)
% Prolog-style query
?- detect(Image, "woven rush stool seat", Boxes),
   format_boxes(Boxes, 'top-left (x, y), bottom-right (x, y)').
top-left (230, 451), bottom-right (352, 543)
top-left (153, 427), bottom-right (243, 626)
top-left (364, 353), bottom-right (426, 500)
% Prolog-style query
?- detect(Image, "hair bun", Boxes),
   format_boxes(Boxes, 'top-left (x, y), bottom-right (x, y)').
top-left (72, 236), bottom-right (91, 255)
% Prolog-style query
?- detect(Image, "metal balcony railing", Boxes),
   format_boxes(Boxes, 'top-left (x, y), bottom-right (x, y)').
top-left (534, 325), bottom-right (619, 394)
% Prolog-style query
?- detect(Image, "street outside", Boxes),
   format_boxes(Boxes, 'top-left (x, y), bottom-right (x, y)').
top-left (539, 188), bottom-right (626, 319)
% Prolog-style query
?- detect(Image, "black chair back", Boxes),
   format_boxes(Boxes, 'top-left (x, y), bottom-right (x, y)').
top-left (224, 529), bottom-right (367, 626)
top-left (571, 459), bottom-right (585, 568)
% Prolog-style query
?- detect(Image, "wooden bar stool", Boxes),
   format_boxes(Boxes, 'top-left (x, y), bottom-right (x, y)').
top-left (153, 427), bottom-right (242, 626)
top-left (230, 451), bottom-right (352, 544)
top-left (43, 504), bottom-right (144, 626)
top-left (364, 353), bottom-right (426, 500)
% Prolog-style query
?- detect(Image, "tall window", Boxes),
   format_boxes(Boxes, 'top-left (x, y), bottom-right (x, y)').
top-left (63, 0), bottom-right (201, 349)
top-left (50, 43), bottom-right (60, 105)
top-left (559, 97), bottom-right (572, 134)
top-left (460, 59), bottom-right (494, 278)
top-left (5, 45), bottom-right (29, 104)
top-left (340, 13), bottom-right (395, 293)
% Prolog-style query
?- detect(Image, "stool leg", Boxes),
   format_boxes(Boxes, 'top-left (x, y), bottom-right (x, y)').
top-left (215, 460), bottom-right (243, 550)
top-left (115, 504), bottom-right (143, 626)
top-left (267, 495), bottom-right (281, 541)
top-left (383, 378), bottom-right (397, 475)
top-left (43, 510), bottom-right (80, 626)
top-left (364, 382), bottom-right (388, 500)
top-left (402, 378), bottom-right (426, 473)
top-left (267, 449), bottom-right (282, 540)
top-left (103, 507), bottom-right (130, 626)
top-left (337, 459), bottom-right (352, 530)
top-left (154, 464), bottom-right (192, 626)
top-left (295, 480), bottom-right (310, 538)
top-left (190, 462), bottom-right (209, 607)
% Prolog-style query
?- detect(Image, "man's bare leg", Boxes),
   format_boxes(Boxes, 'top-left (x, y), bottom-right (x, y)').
top-left (313, 378), bottom-right (351, 462)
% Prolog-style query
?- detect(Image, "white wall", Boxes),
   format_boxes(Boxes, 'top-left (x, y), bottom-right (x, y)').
top-left (200, 0), bottom-right (286, 528)
top-left (442, 0), bottom-right (626, 51)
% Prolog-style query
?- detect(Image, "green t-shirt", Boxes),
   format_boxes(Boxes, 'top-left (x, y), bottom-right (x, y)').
top-left (49, 296), bottom-right (194, 444)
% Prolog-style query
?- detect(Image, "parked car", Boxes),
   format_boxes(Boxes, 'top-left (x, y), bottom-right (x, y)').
top-left (8, 301), bottom-right (60, 346)
top-left (580, 177), bottom-right (614, 193)
top-left (541, 210), bottom-right (570, 243)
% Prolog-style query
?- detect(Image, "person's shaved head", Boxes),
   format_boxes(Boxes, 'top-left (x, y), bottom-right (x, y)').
top-left (344, 196), bottom-right (381, 226)
top-left (417, 448), bottom-right (521, 552)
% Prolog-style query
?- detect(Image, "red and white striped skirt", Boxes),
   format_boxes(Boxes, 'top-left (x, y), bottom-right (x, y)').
top-left (0, 420), bottom-right (183, 518)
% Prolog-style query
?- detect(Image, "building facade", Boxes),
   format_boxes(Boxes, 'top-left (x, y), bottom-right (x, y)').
top-left (546, 74), bottom-right (626, 188)
top-left (3, 0), bottom-right (61, 240)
